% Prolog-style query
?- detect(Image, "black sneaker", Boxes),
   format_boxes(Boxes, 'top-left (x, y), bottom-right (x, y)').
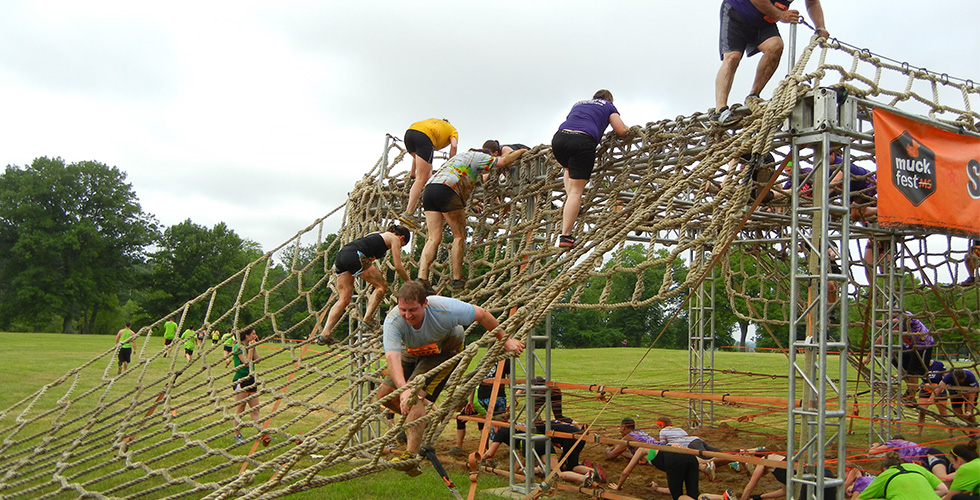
top-left (558, 235), bottom-right (575, 247)
top-left (962, 276), bottom-right (976, 286)
top-left (315, 335), bottom-right (336, 346)
top-left (451, 279), bottom-right (465, 291)
top-left (419, 279), bottom-right (436, 296)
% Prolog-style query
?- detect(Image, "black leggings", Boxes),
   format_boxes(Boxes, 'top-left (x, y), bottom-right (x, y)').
top-left (950, 494), bottom-right (980, 500)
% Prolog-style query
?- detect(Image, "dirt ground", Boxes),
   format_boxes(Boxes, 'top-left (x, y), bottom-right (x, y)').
top-left (437, 422), bottom-right (798, 499)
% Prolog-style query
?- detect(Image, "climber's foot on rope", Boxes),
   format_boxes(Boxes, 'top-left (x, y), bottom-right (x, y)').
top-left (391, 450), bottom-right (423, 477)
top-left (745, 92), bottom-right (765, 106)
top-left (398, 214), bottom-right (421, 231)
top-left (419, 278), bottom-right (436, 296)
top-left (261, 434), bottom-right (272, 447)
top-left (315, 335), bottom-right (337, 346)
top-left (558, 235), bottom-right (576, 248)
top-left (709, 106), bottom-right (741, 127)
top-left (451, 279), bottom-right (465, 291)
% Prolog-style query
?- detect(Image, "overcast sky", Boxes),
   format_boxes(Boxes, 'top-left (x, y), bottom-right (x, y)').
top-left (2, 1), bottom-right (978, 251)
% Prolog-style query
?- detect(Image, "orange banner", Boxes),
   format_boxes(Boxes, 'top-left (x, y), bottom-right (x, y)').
top-left (873, 108), bottom-right (980, 236)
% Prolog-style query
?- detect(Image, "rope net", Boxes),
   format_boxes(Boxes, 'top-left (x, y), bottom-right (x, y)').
top-left (1, 35), bottom-right (978, 499)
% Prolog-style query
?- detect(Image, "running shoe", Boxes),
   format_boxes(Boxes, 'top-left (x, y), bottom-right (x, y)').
top-left (558, 235), bottom-right (576, 247)
top-left (709, 106), bottom-right (739, 127)
top-left (390, 451), bottom-right (423, 477)
top-left (315, 335), bottom-right (336, 346)
top-left (451, 279), bottom-right (466, 291)
top-left (723, 489), bottom-right (739, 500)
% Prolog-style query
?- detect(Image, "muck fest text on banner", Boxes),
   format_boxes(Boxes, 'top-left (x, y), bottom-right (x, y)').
top-left (873, 108), bottom-right (980, 236)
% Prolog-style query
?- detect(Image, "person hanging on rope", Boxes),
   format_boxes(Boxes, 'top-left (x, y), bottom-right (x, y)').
top-left (552, 89), bottom-right (629, 248)
top-left (313, 225), bottom-right (411, 346)
top-left (932, 369), bottom-right (979, 426)
top-left (473, 139), bottom-right (531, 213)
top-left (857, 451), bottom-right (948, 499)
top-left (377, 281), bottom-right (524, 476)
top-left (231, 327), bottom-right (269, 446)
top-left (115, 321), bottom-right (135, 375)
top-left (162, 318), bottom-right (177, 357)
top-left (417, 147), bottom-right (526, 291)
top-left (402, 118), bottom-right (458, 224)
top-left (711, 0), bottom-right (829, 127)
top-left (868, 434), bottom-right (954, 482)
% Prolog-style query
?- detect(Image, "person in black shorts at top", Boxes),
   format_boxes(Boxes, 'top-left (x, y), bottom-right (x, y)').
top-left (551, 89), bottom-right (628, 248)
top-left (712, 0), bottom-right (829, 126)
top-left (313, 225), bottom-right (411, 345)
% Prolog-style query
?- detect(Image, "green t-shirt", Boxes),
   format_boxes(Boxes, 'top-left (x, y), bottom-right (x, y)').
top-left (118, 328), bottom-right (134, 349)
top-left (232, 344), bottom-right (251, 381)
top-left (211, 330), bottom-right (220, 341)
top-left (181, 329), bottom-right (197, 351)
top-left (949, 457), bottom-right (980, 494)
top-left (163, 320), bottom-right (178, 340)
top-left (858, 463), bottom-right (941, 500)
top-left (221, 332), bottom-right (235, 346)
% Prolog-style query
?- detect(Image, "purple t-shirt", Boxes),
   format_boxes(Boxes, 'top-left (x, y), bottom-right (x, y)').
top-left (627, 429), bottom-right (662, 445)
top-left (558, 99), bottom-right (619, 142)
top-left (897, 312), bottom-right (933, 349)
top-left (852, 475), bottom-right (874, 494)
top-left (883, 439), bottom-right (930, 463)
top-left (942, 370), bottom-right (979, 393)
top-left (724, 0), bottom-right (793, 27)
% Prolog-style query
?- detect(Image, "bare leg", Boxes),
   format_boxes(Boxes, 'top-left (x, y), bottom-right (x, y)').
top-left (715, 51), bottom-right (743, 109)
top-left (419, 210), bottom-right (444, 281)
top-left (322, 273), bottom-right (354, 337)
top-left (359, 266), bottom-right (388, 323)
top-left (562, 172), bottom-right (588, 235)
top-left (444, 209), bottom-right (467, 280)
top-left (749, 36), bottom-right (784, 96)
top-left (405, 155), bottom-right (432, 215)
top-left (404, 393), bottom-right (428, 455)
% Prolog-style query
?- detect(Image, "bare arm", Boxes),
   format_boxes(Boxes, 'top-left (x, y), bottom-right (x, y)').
top-left (609, 113), bottom-right (628, 136)
top-left (934, 482), bottom-right (949, 497)
top-left (387, 236), bottom-right (411, 282)
top-left (805, 0), bottom-right (829, 37)
top-left (449, 136), bottom-right (458, 158)
top-left (472, 305), bottom-right (525, 354)
top-left (750, 0), bottom-right (800, 23)
top-left (385, 349), bottom-right (414, 413)
top-left (609, 450), bottom-right (644, 489)
top-left (494, 148), bottom-right (527, 169)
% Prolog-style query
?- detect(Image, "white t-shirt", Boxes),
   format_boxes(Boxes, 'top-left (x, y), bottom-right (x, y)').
top-left (382, 295), bottom-right (474, 353)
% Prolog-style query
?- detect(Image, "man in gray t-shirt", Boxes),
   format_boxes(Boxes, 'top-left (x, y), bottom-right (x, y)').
top-left (378, 281), bottom-right (524, 466)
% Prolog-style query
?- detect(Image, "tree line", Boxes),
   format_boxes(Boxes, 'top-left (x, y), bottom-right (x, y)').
top-left (3, 157), bottom-right (969, 352)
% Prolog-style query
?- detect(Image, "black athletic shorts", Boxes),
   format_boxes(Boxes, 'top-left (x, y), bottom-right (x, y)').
top-left (164, 338), bottom-right (173, 346)
top-left (234, 376), bottom-right (258, 393)
top-left (223, 345), bottom-right (233, 353)
top-left (688, 439), bottom-right (721, 453)
top-left (334, 246), bottom-right (370, 277)
top-left (551, 130), bottom-right (598, 180)
top-left (118, 347), bottom-right (132, 365)
top-left (719, 2), bottom-right (780, 58)
top-left (422, 183), bottom-right (465, 212)
top-left (404, 129), bottom-right (435, 164)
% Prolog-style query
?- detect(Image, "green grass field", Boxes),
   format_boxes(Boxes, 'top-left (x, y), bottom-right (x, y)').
top-left (0, 331), bottom-right (953, 499)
